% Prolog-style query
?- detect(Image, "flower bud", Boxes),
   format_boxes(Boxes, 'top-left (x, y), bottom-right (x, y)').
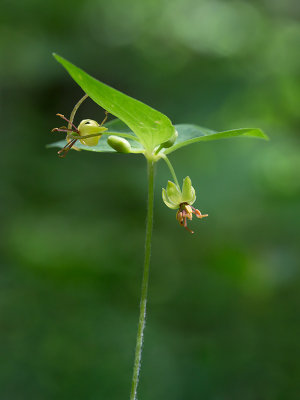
top-left (107, 135), bottom-right (131, 153)
top-left (160, 130), bottom-right (178, 149)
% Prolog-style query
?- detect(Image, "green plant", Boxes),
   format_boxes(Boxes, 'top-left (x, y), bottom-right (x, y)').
top-left (49, 54), bottom-right (268, 400)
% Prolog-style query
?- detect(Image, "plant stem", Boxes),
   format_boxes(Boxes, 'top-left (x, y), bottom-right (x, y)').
top-left (154, 144), bottom-right (164, 155)
top-left (68, 94), bottom-right (88, 129)
top-left (162, 154), bottom-right (180, 187)
top-left (130, 160), bottom-right (155, 400)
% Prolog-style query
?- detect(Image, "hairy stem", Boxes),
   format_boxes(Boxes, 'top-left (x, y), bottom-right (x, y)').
top-left (162, 154), bottom-right (179, 187)
top-left (130, 160), bottom-right (155, 400)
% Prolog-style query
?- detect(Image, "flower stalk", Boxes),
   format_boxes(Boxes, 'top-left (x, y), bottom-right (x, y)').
top-left (161, 154), bottom-right (179, 188)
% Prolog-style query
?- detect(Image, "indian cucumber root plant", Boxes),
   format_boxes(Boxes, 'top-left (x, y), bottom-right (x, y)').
top-left (49, 54), bottom-right (268, 400)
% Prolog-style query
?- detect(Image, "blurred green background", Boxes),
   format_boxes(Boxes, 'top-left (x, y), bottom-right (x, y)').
top-left (1, 0), bottom-right (299, 399)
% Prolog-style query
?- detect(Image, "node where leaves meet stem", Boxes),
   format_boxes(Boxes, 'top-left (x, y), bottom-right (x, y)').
top-left (130, 160), bottom-right (155, 400)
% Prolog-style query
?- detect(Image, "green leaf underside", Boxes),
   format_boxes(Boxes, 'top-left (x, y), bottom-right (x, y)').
top-left (105, 118), bottom-right (136, 134)
top-left (48, 121), bottom-right (268, 154)
top-left (53, 54), bottom-right (175, 152)
top-left (47, 135), bottom-right (143, 153)
top-left (164, 124), bottom-right (268, 154)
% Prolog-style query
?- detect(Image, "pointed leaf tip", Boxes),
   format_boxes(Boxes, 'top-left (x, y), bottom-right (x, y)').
top-left (165, 125), bottom-right (269, 154)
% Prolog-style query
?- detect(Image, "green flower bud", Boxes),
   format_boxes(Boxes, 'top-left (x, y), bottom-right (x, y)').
top-left (107, 135), bottom-right (131, 153)
top-left (160, 130), bottom-right (178, 149)
top-left (78, 119), bottom-right (107, 146)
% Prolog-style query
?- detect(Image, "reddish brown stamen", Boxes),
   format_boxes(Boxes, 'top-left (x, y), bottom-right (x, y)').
top-left (177, 202), bottom-right (207, 233)
top-left (56, 113), bottom-right (79, 132)
top-left (51, 127), bottom-right (77, 134)
top-left (57, 138), bottom-right (78, 158)
top-left (183, 216), bottom-right (194, 233)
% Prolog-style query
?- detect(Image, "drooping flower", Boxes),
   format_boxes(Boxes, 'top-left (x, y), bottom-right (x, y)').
top-left (52, 112), bottom-right (108, 157)
top-left (162, 176), bottom-right (208, 233)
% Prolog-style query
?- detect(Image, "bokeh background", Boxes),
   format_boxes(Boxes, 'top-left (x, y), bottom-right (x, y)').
top-left (1, 0), bottom-right (300, 399)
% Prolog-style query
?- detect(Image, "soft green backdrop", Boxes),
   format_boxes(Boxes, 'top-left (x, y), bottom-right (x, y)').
top-left (1, 0), bottom-right (299, 399)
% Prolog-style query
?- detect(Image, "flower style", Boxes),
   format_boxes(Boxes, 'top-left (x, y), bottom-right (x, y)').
top-left (162, 176), bottom-right (208, 233)
top-left (52, 112), bottom-right (108, 157)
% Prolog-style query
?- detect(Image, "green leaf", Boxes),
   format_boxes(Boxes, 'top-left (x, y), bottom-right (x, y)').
top-left (165, 124), bottom-right (269, 154)
top-left (105, 118), bottom-right (136, 134)
top-left (53, 54), bottom-right (175, 153)
top-left (97, 118), bottom-right (139, 141)
top-left (47, 136), bottom-right (143, 154)
top-left (48, 119), bottom-right (268, 156)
